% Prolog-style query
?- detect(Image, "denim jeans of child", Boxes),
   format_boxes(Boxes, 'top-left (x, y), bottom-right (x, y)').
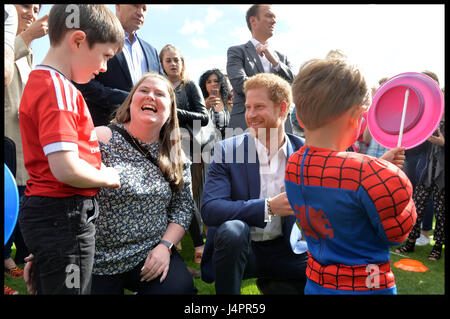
top-left (19, 195), bottom-right (98, 295)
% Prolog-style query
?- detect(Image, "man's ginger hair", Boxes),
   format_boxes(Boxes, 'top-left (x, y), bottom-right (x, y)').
top-left (244, 73), bottom-right (292, 119)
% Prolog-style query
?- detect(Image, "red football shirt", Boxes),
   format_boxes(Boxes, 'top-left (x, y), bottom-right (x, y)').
top-left (19, 65), bottom-right (101, 197)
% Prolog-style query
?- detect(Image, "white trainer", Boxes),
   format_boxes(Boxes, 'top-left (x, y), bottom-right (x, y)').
top-left (416, 233), bottom-right (430, 246)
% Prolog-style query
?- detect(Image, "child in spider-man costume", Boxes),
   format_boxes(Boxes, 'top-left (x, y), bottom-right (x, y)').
top-left (285, 58), bottom-right (417, 294)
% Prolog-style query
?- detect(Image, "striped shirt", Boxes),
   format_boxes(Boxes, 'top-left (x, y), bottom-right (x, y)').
top-left (122, 31), bottom-right (148, 85)
top-left (19, 65), bottom-right (101, 197)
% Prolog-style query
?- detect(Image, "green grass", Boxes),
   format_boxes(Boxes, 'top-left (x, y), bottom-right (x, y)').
top-left (177, 233), bottom-right (261, 295)
top-left (3, 233), bottom-right (261, 295)
top-left (4, 233), bottom-right (444, 295)
top-left (390, 237), bottom-right (445, 294)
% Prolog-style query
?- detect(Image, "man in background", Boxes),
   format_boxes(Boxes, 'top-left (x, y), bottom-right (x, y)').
top-left (75, 4), bottom-right (163, 126)
top-left (226, 4), bottom-right (294, 133)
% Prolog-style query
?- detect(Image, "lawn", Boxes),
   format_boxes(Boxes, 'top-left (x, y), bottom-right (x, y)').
top-left (4, 233), bottom-right (444, 295)
top-left (389, 238), bottom-right (445, 295)
top-left (3, 233), bottom-right (261, 295)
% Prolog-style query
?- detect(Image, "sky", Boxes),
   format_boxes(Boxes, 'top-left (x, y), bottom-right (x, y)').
top-left (31, 4), bottom-right (445, 90)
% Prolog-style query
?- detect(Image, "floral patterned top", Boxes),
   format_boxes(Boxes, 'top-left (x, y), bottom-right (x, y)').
top-left (93, 124), bottom-right (195, 275)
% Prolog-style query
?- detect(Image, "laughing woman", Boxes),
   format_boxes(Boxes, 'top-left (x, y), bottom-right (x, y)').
top-left (91, 72), bottom-right (197, 295)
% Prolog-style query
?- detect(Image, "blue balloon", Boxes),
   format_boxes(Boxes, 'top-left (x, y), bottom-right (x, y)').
top-left (4, 164), bottom-right (19, 245)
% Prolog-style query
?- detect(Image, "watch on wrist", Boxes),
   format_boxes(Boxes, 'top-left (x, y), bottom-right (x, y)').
top-left (267, 198), bottom-right (275, 216)
top-left (159, 240), bottom-right (173, 254)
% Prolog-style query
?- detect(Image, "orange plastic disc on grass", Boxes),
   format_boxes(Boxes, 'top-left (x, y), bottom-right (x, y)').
top-left (394, 259), bottom-right (428, 272)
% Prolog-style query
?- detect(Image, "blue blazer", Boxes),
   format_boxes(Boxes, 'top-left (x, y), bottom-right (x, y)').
top-left (74, 37), bottom-right (163, 126)
top-left (200, 133), bottom-right (305, 283)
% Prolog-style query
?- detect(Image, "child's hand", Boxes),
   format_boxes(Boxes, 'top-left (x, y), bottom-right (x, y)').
top-left (380, 146), bottom-right (405, 169)
top-left (23, 254), bottom-right (36, 295)
top-left (102, 166), bottom-right (121, 188)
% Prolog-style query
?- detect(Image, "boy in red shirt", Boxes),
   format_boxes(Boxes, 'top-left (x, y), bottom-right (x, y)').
top-left (19, 5), bottom-right (124, 294)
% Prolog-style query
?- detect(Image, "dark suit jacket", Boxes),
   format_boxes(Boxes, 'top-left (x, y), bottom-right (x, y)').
top-left (200, 133), bottom-right (305, 283)
top-left (226, 40), bottom-right (295, 131)
top-left (74, 37), bottom-right (163, 126)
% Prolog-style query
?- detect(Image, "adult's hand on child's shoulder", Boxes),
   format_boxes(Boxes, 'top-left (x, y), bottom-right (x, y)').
top-left (380, 146), bottom-right (405, 169)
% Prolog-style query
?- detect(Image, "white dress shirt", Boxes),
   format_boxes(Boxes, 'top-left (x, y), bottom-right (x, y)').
top-left (250, 135), bottom-right (288, 241)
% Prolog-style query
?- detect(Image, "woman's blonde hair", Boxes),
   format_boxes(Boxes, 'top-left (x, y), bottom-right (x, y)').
top-left (113, 72), bottom-right (184, 192)
top-left (292, 58), bottom-right (369, 130)
top-left (159, 44), bottom-right (190, 87)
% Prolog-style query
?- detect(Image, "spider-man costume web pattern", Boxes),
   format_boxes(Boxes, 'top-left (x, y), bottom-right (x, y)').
top-left (285, 146), bottom-right (416, 294)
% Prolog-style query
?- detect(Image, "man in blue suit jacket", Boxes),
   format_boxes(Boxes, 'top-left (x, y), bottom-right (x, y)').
top-left (75, 5), bottom-right (163, 126)
top-left (201, 73), bottom-right (308, 294)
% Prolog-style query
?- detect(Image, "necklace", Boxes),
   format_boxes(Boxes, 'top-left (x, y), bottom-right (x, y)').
top-left (124, 125), bottom-right (151, 158)
top-left (130, 134), bottom-right (151, 158)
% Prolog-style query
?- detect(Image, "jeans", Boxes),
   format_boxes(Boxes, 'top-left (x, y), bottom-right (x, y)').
top-left (91, 249), bottom-right (197, 295)
top-left (422, 196), bottom-right (434, 232)
top-left (19, 195), bottom-right (98, 295)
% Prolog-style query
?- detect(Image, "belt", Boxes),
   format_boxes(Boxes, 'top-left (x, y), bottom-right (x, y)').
top-left (306, 252), bottom-right (395, 291)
